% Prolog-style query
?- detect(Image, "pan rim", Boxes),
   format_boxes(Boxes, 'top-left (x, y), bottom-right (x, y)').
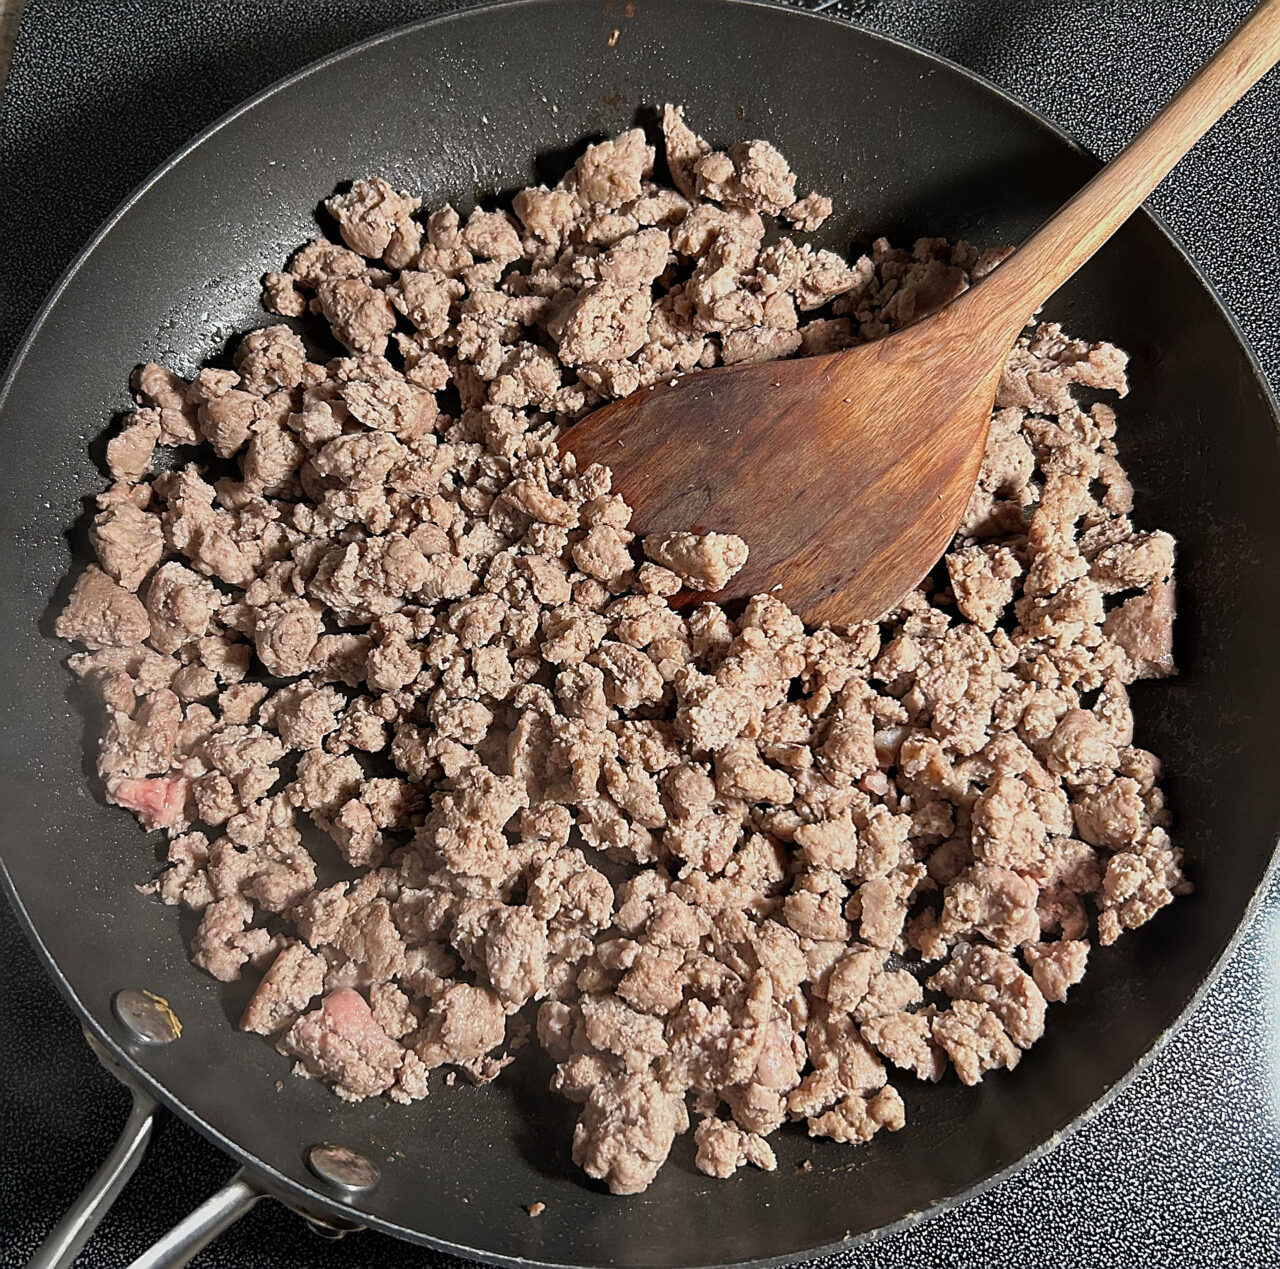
top-left (2, 0), bottom-right (1278, 1263)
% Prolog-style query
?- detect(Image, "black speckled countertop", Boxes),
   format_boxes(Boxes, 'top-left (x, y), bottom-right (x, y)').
top-left (2, 1), bottom-right (1279, 1265)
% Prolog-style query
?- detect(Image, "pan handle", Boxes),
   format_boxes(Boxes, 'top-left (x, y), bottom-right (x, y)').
top-left (126, 1170), bottom-right (265, 1269)
top-left (28, 1028), bottom-right (357, 1264)
top-left (27, 1083), bottom-right (159, 1269)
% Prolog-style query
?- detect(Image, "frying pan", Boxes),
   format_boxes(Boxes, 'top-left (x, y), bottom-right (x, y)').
top-left (3, 0), bottom-right (1279, 1264)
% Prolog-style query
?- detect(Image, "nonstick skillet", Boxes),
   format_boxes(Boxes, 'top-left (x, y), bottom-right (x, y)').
top-left (3, 0), bottom-right (1280, 1264)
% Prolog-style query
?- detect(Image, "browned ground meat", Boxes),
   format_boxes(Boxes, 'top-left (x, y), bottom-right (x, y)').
top-left (56, 108), bottom-right (1186, 1194)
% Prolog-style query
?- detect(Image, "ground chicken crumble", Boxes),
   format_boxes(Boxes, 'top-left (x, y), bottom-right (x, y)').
top-left (53, 106), bottom-right (1186, 1195)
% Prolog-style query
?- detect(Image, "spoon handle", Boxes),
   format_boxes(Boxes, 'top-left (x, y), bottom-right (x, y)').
top-left (961, 0), bottom-right (1280, 337)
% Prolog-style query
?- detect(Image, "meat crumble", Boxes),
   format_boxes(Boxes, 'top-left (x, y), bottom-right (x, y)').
top-left (54, 107), bottom-right (1186, 1194)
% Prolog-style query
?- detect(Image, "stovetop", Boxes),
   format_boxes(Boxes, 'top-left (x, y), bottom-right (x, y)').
top-left (1, 1), bottom-right (1278, 1265)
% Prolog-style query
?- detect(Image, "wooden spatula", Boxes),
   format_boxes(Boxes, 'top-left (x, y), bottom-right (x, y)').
top-left (562, 0), bottom-right (1280, 625)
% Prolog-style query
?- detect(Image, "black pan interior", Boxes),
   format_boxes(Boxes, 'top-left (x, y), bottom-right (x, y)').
top-left (2, 1), bottom-right (1279, 1265)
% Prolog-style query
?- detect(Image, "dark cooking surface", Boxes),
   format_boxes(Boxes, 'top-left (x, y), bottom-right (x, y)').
top-left (2, 0), bottom-right (1279, 1265)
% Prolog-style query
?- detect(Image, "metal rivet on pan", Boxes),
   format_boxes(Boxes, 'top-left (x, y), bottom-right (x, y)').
top-left (298, 1210), bottom-right (363, 1241)
top-left (306, 1143), bottom-right (381, 1195)
top-left (112, 989), bottom-right (183, 1045)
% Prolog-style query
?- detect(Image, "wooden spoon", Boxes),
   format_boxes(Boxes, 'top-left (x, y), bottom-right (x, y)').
top-left (562, 0), bottom-right (1280, 625)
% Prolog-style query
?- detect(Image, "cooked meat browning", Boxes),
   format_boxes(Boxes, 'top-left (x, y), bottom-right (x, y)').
top-left (56, 108), bottom-right (1186, 1193)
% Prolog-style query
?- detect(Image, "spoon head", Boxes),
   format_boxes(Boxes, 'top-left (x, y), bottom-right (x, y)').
top-left (560, 340), bottom-right (1001, 625)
